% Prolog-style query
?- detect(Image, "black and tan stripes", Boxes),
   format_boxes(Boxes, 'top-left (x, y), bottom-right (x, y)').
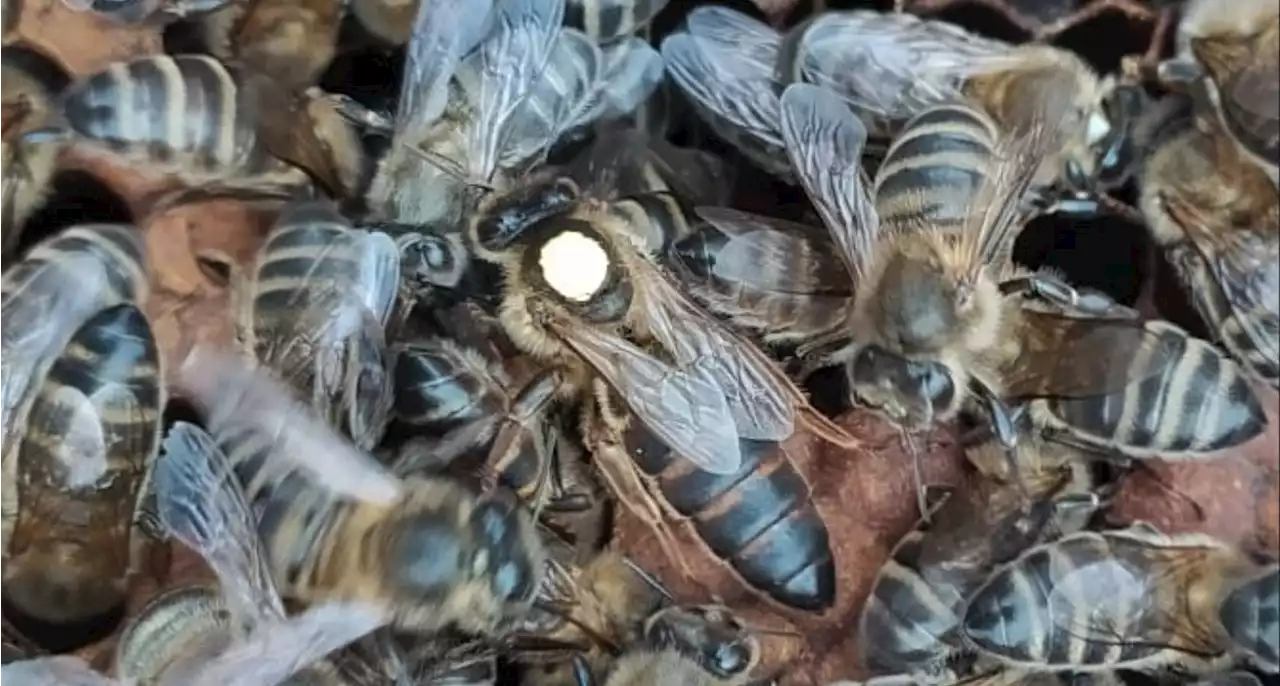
top-left (1218, 563), bottom-right (1280, 669)
top-left (62, 54), bottom-right (256, 178)
top-left (873, 103), bottom-right (1001, 234)
top-left (623, 427), bottom-right (834, 612)
top-left (1043, 319), bottom-right (1266, 458)
top-left (565, 0), bottom-right (666, 45)
top-left (2, 224), bottom-right (147, 309)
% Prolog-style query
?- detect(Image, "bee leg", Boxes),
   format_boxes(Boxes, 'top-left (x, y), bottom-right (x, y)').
top-left (970, 380), bottom-right (1027, 497)
top-left (593, 443), bottom-right (694, 579)
top-left (308, 90), bottom-right (395, 137)
top-left (571, 653), bottom-right (596, 686)
top-left (999, 272), bottom-right (1133, 317)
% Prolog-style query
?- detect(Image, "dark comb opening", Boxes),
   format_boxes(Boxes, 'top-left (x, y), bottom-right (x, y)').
top-left (6, 170), bottom-right (134, 267)
top-left (2, 598), bottom-right (125, 654)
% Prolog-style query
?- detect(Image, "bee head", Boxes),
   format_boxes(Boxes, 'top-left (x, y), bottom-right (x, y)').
top-left (644, 606), bottom-right (758, 679)
top-left (847, 343), bottom-right (958, 429)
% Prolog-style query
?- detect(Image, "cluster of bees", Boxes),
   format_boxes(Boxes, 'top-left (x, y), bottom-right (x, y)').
top-left (1, 0), bottom-right (1277, 684)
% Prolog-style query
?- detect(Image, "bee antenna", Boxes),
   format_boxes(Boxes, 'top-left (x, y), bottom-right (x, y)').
top-left (899, 429), bottom-right (932, 525)
top-left (532, 600), bottom-right (621, 655)
top-left (619, 556), bottom-right (676, 602)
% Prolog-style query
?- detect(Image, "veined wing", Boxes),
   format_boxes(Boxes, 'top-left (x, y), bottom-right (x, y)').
top-left (396, 0), bottom-right (494, 138)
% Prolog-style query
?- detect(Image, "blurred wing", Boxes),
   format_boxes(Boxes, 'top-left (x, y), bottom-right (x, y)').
top-left (593, 38), bottom-right (664, 122)
top-left (178, 348), bottom-right (404, 505)
top-left (351, 230), bottom-right (402, 327)
top-left (566, 127), bottom-right (729, 205)
top-left (24, 384), bottom-right (123, 490)
top-left (0, 656), bottom-right (118, 686)
top-left (155, 422), bottom-right (287, 625)
top-left (190, 602), bottom-right (386, 686)
top-left (690, 207), bottom-right (853, 297)
top-left (661, 7), bottom-right (789, 174)
top-left (397, 0), bottom-right (494, 136)
top-left (1045, 557), bottom-right (1163, 647)
top-left (1217, 52), bottom-right (1280, 169)
top-left (779, 83), bottom-right (878, 286)
top-left (499, 28), bottom-right (604, 168)
top-left (463, 0), bottom-right (564, 181)
top-left (343, 315), bottom-right (395, 451)
top-left (1002, 310), bottom-right (1181, 399)
top-left (569, 0), bottom-right (668, 43)
top-left (792, 11), bottom-right (1010, 127)
top-left (552, 322), bottom-right (742, 474)
top-left (958, 122), bottom-right (1058, 281)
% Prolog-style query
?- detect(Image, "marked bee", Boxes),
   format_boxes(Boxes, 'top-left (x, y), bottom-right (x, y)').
top-left (56, 54), bottom-right (366, 204)
top-left (236, 200), bottom-right (399, 450)
top-left (57, 0), bottom-right (228, 25)
top-left (522, 553), bottom-right (761, 685)
top-left (173, 349), bottom-right (547, 635)
top-left (770, 83), bottom-right (1264, 505)
top-left (1139, 95), bottom-right (1279, 389)
top-left (365, 0), bottom-right (663, 244)
top-left (2, 44), bottom-right (70, 253)
top-left (199, 0), bottom-right (343, 90)
top-left (1164, 0), bottom-right (1279, 182)
top-left (663, 7), bottom-right (1143, 213)
top-left (963, 525), bottom-right (1277, 675)
top-left (857, 434), bottom-right (1099, 681)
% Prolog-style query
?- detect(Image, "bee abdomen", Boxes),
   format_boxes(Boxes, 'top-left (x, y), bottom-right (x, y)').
top-left (565, 0), bottom-right (665, 44)
top-left (1048, 322), bottom-right (1266, 455)
top-left (607, 192), bottom-right (691, 257)
top-left (62, 54), bottom-right (257, 175)
top-left (1219, 564), bottom-right (1280, 669)
top-left (392, 343), bottom-right (502, 428)
top-left (2, 224), bottom-right (147, 307)
top-left (874, 104), bottom-right (999, 232)
top-left (627, 432), bottom-right (835, 611)
top-left (858, 532), bottom-right (961, 674)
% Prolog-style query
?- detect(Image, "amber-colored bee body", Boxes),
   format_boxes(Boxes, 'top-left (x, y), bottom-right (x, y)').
top-left (4, 302), bottom-right (162, 626)
top-left (1, 44), bottom-right (69, 251)
top-left (201, 0), bottom-right (342, 90)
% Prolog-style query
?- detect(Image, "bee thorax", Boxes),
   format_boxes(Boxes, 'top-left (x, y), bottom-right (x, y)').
top-left (539, 231), bottom-right (610, 302)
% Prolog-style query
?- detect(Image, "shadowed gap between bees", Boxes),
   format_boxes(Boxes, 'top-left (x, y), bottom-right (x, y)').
top-left (1053, 8), bottom-right (1153, 75)
top-left (1, 598), bottom-right (125, 655)
top-left (6, 169), bottom-right (133, 267)
top-left (1014, 210), bottom-right (1149, 306)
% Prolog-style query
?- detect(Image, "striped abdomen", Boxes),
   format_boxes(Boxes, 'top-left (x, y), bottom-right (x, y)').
top-left (565, 0), bottom-right (667, 44)
top-left (1166, 242), bottom-right (1280, 389)
top-left (604, 191), bottom-right (692, 257)
top-left (1219, 563), bottom-right (1280, 670)
top-left (62, 54), bottom-right (273, 179)
top-left (873, 103), bottom-right (1000, 234)
top-left (1, 223), bottom-right (147, 309)
top-left (393, 340), bottom-right (506, 431)
top-left (623, 429), bottom-right (834, 611)
top-left (6, 303), bottom-right (161, 623)
top-left (963, 530), bottom-right (1231, 670)
top-left (1043, 320), bottom-right (1266, 458)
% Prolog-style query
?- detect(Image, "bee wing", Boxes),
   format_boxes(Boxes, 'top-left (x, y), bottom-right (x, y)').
top-left (569, 0), bottom-right (669, 43)
top-left (594, 37), bottom-right (664, 121)
top-left (499, 28), bottom-right (604, 168)
top-left (1043, 556), bottom-right (1165, 647)
top-left (179, 348), bottom-right (404, 505)
top-left (690, 207), bottom-right (853, 298)
top-left (778, 83), bottom-right (878, 287)
top-left (789, 11), bottom-right (1010, 127)
top-left (155, 422), bottom-right (287, 625)
top-left (956, 121), bottom-right (1058, 282)
top-left (460, 0), bottom-right (565, 182)
top-left (567, 127), bottom-right (730, 205)
top-left (1162, 190), bottom-right (1280, 369)
top-left (0, 656), bottom-right (118, 685)
top-left (1001, 310), bottom-right (1182, 398)
top-left (552, 321), bottom-right (742, 474)
top-left (661, 8), bottom-right (787, 171)
top-left (188, 602), bottom-right (386, 686)
top-left (396, 0), bottom-right (494, 137)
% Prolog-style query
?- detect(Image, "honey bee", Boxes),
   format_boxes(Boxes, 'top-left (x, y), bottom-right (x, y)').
top-left (199, 0), bottom-right (343, 90)
top-left (857, 433), bottom-right (1099, 681)
top-left (773, 83), bottom-right (1265, 500)
top-left (349, 0), bottom-right (418, 46)
top-left (0, 654), bottom-right (115, 684)
top-left (57, 0), bottom-right (229, 25)
top-left (663, 7), bottom-right (1143, 213)
top-left (56, 54), bottom-right (366, 204)
top-left (962, 525), bottom-right (1276, 676)
top-left (365, 0), bottom-right (663, 240)
top-left (1218, 563), bottom-right (1279, 672)
top-left (1138, 95), bottom-right (1279, 389)
top-left (236, 200), bottom-right (399, 450)
top-left (171, 348), bottom-right (548, 635)
top-left (564, 0), bottom-right (667, 45)
top-left (830, 670), bottom-right (1124, 686)
top-left (522, 553), bottom-right (761, 685)
top-left (2, 44), bottom-right (70, 253)
top-left (1164, 0), bottom-right (1279, 182)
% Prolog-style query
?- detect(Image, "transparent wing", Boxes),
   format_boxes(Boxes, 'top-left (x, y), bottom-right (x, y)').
top-left (462, 0), bottom-right (564, 182)
top-left (499, 28), bottom-right (603, 168)
top-left (792, 11), bottom-right (1010, 127)
top-left (661, 7), bottom-right (787, 172)
top-left (1, 253), bottom-right (112, 454)
top-left (0, 656), bottom-right (118, 686)
top-left (1043, 557), bottom-right (1165, 647)
top-left (554, 322), bottom-right (742, 474)
top-left (178, 347), bottom-right (404, 505)
top-left (155, 421), bottom-right (287, 625)
top-left (690, 207), bottom-right (852, 297)
top-left (396, 0), bottom-right (495, 137)
top-left (778, 83), bottom-right (878, 287)
top-left (189, 602), bottom-right (386, 686)
top-left (25, 384), bottom-right (119, 490)
top-left (568, 0), bottom-right (669, 44)
top-left (591, 37), bottom-right (664, 123)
